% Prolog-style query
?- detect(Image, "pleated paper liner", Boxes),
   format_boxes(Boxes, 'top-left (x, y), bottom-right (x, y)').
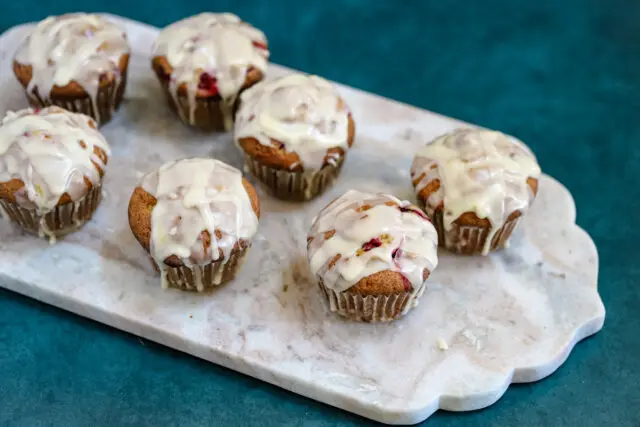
top-left (431, 210), bottom-right (521, 255)
top-left (162, 87), bottom-right (238, 132)
top-left (154, 247), bottom-right (249, 292)
top-left (0, 184), bottom-right (102, 242)
top-left (244, 155), bottom-right (345, 201)
top-left (317, 278), bottom-right (427, 323)
top-left (25, 74), bottom-right (127, 126)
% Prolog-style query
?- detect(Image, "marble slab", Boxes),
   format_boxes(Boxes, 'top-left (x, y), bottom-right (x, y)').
top-left (0, 15), bottom-right (605, 425)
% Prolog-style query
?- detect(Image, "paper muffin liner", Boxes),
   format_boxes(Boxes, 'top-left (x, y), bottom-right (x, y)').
top-left (158, 83), bottom-right (237, 132)
top-left (317, 277), bottom-right (427, 322)
top-left (0, 184), bottom-right (102, 242)
top-left (156, 247), bottom-right (249, 292)
top-left (25, 75), bottom-right (127, 126)
top-left (244, 155), bottom-right (344, 201)
top-left (432, 210), bottom-right (521, 255)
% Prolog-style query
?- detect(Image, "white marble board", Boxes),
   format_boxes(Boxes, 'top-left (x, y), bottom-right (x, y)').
top-left (0, 15), bottom-right (605, 425)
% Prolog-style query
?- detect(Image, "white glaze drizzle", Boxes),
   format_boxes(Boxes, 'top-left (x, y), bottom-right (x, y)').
top-left (235, 74), bottom-right (350, 170)
top-left (14, 13), bottom-right (130, 123)
top-left (307, 190), bottom-right (438, 293)
top-left (410, 128), bottom-right (541, 254)
top-left (152, 13), bottom-right (269, 129)
top-left (0, 106), bottom-right (110, 212)
top-left (140, 158), bottom-right (258, 288)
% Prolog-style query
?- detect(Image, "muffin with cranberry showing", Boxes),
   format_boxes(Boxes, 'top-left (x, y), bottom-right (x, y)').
top-left (152, 13), bottom-right (269, 131)
top-left (307, 190), bottom-right (438, 322)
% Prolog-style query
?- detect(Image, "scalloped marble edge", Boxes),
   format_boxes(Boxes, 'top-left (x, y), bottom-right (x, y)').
top-left (0, 15), bottom-right (605, 425)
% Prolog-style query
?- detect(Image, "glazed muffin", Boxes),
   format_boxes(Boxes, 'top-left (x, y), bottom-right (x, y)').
top-left (152, 13), bottom-right (269, 132)
top-left (410, 128), bottom-right (541, 255)
top-left (0, 106), bottom-right (110, 242)
top-left (128, 158), bottom-right (260, 291)
top-left (235, 73), bottom-right (355, 201)
top-left (13, 13), bottom-right (130, 126)
top-left (307, 190), bottom-right (438, 322)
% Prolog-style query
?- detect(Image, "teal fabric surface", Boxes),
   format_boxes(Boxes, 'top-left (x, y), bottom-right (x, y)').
top-left (0, 1), bottom-right (638, 426)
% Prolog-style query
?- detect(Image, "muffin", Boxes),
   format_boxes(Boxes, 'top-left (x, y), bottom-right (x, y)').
top-left (152, 13), bottom-right (269, 132)
top-left (13, 13), bottom-right (130, 126)
top-left (307, 190), bottom-right (438, 322)
top-left (128, 158), bottom-right (260, 291)
top-left (0, 106), bottom-right (110, 242)
top-left (410, 128), bottom-right (541, 255)
top-left (235, 73), bottom-right (355, 201)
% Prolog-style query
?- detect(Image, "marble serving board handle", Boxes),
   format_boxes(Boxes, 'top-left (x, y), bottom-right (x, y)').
top-left (0, 15), bottom-right (605, 425)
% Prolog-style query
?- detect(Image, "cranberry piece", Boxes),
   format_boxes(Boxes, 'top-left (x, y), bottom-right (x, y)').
top-left (198, 72), bottom-right (218, 95)
top-left (391, 247), bottom-right (403, 268)
top-left (156, 68), bottom-right (171, 82)
top-left (361, 238), bottom-right (382, 252)
top-left (399, 206), bottom-right (428, 220)
top-left (400, 275), bottom-right (412, 292)
top-left (252, 41), bottom-right (268, 50)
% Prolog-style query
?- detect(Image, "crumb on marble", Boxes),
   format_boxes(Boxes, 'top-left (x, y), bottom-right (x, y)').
top-left (283, 284), bottom-right (289, 292)
top-left (437, 337), bottom-right (448, 351)
top-left (189, 314), bottom-right (193, 319)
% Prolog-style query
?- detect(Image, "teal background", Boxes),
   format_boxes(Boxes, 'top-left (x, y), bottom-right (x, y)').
top-left (0, 1), bottom-right (638, 426)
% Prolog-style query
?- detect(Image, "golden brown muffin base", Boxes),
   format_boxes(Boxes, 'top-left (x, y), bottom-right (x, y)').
top-left (237, 114), bottom-right (356, 171)
top-left (127, 177), bottom-right (260, 290)
top-left (317, 269), bottom-right (430, 323)
top-left (13, 54), bottom-right (130, 126)
top-left (413, 176), bottom-right (539, 254)
top-left (151, 56), bottom-right (265, 132)
top-left (431, 209), bottom-right (522, 255)
top-left (238, 114), bottom-right (355, 201)
top-left (0, 184), bottom-right (102, 241)
top-left (243, 154), bottom-right (344, 201)
top-left (151, 247), bottom-right (249, 292)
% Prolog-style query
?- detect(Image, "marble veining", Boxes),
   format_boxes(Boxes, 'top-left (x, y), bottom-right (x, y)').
top-left (0, 16), bottom-right (605, 425)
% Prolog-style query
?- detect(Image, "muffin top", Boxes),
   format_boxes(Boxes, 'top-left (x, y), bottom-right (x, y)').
top-left (14, 13), bottom-right (129, 98)
top-left (235, 74), bottom-right (353, 171)
top-left (411, 129), bottom-right (541, 229)
top-left (307, 190), bottom-right (438, 294)
top-left (152, 13), bottom-right (268, 101)
top-left (129, 158), bottom-right (260, 267)
top-left (0, 107), bottom-right (110, 211)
